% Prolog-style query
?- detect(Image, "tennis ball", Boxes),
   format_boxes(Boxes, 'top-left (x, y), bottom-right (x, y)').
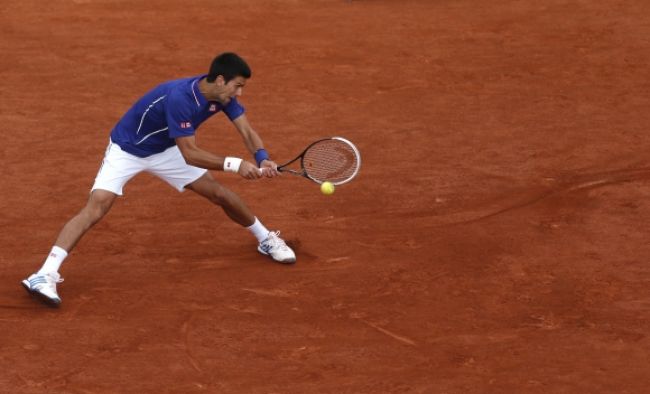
top-left (320, 181), bottom-right (335, 195)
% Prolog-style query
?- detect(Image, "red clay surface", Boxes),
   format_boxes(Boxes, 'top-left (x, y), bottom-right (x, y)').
top-left (2, 1), bottom-right (650, 393)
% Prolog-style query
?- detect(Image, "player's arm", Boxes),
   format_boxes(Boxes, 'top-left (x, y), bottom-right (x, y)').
top-left (231, 114), bottom-right (278, 177)
top-left (175, 135), bottom-right (262, 179)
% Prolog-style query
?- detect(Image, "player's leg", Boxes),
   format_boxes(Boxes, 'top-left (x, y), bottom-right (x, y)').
top-left (185, 173), bottom-right (296, 263)
top-left (22, 190), bottom-right (118, 307)
top-left (148, 146), bottom-right (295, 263)
top-left (54, 189), bottom-right (118, 252)
top-left (23, 141), bottom-right (143, 307)
top-left (185, 172), bottom-right (256, 226)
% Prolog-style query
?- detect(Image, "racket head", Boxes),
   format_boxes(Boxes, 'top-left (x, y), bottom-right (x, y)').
top-left (301, 137), bottom-right (361, 185)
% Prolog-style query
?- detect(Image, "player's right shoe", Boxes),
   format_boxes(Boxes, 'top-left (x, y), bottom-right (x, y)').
top-left (22, 272), bottom-right (63, 307)
top-left (258, 231), bottom-right (296, 264)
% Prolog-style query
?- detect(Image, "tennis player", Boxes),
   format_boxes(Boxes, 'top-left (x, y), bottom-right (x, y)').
top-left (22, 52), bottom-right (295, 307)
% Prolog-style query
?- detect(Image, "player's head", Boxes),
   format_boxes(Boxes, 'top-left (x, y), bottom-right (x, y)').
top-left (207, 52), bottom-right (251, 83)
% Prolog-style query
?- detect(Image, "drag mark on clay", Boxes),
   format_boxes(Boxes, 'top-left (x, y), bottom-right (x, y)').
top-left (181, 313), bottom-right (203, 374)
top-left (358, 317), bottom-right (417, 346)
top-left (450, 166), bottom-right (650, 226)
top-left (325, 256), bottom-right (350, 263)
top-left (242, 288), bottom-right (294, 297)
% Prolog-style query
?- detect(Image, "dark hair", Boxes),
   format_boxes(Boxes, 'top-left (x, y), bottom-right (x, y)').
top-left (206, 52), bottom-right (251, 83)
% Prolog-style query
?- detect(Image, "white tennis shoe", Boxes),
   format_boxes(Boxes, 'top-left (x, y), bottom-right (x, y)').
top-left (22, 272), bottom-right (63, 307)
top-left (258, 231), bottom-right (296, 264)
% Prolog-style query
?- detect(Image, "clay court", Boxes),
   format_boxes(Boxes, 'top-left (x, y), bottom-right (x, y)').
top-left (2, 0), bottom-right (650, 392)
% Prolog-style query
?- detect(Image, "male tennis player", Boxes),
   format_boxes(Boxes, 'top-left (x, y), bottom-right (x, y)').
top-left (22, 52), bottom-right (295, 307)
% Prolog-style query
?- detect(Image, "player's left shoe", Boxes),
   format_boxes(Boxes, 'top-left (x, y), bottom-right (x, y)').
top-left (258, 231), bottom-right (296, 264)
top-left (22, 272), bottom-right (64, 307)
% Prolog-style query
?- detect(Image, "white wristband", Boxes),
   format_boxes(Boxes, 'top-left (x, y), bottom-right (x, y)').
top-left (223, 157), bottom-right (242, 173)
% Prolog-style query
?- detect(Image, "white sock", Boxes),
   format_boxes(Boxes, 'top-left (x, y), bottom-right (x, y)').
top-left (247, 217), bottom-right (270, 243)
top-left (37, 246), bottom-right (68, 275)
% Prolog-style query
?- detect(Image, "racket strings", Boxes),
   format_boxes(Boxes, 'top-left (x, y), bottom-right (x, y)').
top-left (303, 140), bottom-right (359, 183)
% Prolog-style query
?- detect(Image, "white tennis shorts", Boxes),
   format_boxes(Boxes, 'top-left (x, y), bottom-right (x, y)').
top-left (92, 140), bottom-right (207, 195)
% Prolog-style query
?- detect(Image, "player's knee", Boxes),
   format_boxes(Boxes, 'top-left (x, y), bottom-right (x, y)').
top-left (84, 194), bottom-right (114, 222)
top-left (82, 204), bottom-right (106, 224)
top-left (207, 185), bottom-right (234, 206)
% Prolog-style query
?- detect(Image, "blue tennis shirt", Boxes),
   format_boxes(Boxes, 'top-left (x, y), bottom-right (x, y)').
top-left (110, 74), bottom-right (245, 157)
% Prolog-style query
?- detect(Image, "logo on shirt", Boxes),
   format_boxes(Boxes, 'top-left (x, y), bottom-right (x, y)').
top-left (180, 121), bottom-right (192, 129)
top-left (209, 104), bottom-right (217, 112)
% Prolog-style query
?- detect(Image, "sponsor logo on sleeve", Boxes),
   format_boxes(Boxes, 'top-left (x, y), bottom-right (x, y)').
top-left (180, 121), bottom-right (192, 129)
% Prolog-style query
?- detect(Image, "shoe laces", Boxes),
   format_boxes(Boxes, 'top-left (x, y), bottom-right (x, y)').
top-left (265, 231), bottom-right (289, 250)
top-left (45, 272), bottom-right (64, 284)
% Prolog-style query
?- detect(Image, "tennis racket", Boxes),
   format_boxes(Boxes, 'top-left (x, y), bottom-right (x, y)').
top-left (277, 137), bottom-right (361, 185)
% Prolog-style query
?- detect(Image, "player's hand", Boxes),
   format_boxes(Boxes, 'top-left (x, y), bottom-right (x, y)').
top-left (238, 161), bottom-right (264, 180)
top-left (259, 159), bottom-right (279, 178)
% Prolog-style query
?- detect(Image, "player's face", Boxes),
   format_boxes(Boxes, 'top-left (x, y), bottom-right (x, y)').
top-left (214, 76), bottom-right (247, 105)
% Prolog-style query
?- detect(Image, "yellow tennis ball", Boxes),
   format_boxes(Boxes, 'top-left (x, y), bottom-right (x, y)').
top-left (320, 181), bottom-right (335, 195)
